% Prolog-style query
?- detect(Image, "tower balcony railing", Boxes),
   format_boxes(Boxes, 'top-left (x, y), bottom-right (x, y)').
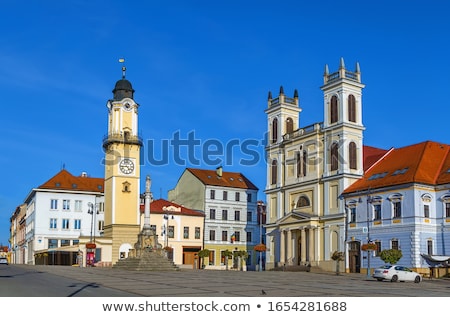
top-left (282, 122), bottom-right (323, 141)
top-left (102, 133), bottom-right (143, 149)
top-left (326, 70), bottom-right (359, 83)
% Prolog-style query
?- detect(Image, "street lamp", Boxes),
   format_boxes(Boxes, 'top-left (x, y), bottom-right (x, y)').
top-left (259, 208), bottom-right (266, 272)
top-left (87, 202), bottom-right (99, 243)
top-left (360, 193), bottom-right (373, 279)
top-left (162, 207), bottom-right (174, 248)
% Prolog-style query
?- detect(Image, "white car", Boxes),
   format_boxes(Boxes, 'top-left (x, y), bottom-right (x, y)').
top-left (373, 265), bottom-right (422, 283)
top-left (0, 257), bottom-right (8, 265)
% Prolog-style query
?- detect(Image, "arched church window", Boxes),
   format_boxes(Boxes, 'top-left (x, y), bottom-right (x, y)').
top-left (331, 143), bottom-right (339, 171)
top-left (296, 196), bottom-right (310, 208)
top-left (271, 118), bottom-right (278, 144)
top-left (349, 142), bottom-right (357, 169)
top-left (330, 96), bottom-right (338, 124)
top-left (286, 117), bottom-right (293, 133)
top-left (271, 159), bottom-right (278, 185)
top-left (348, 94), bottom-right (356, 122)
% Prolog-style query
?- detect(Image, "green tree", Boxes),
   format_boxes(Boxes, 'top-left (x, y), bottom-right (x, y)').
top-left (331, 251), bottom-right (345, 275)
top-left (198, 249), bottom-right (210, 268)
top-left (235, 250), bottom-right (248, 271)
top-left (223, 250), bottom-right (233, 270)
top-left (379, 249), bottom-right (403, 264)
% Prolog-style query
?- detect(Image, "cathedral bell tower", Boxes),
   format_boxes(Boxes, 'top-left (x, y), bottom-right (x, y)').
top-left (103, 63), bottom-right (143, 263)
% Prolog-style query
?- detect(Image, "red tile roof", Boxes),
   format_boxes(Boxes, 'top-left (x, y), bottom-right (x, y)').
top-left (140, 198), bottom-right (205, 217)
top-left (38, 169), bottom-right (104, 193)
top-left (186, 168), bottom-right (258, 190)
top-left (363, 145), bottom-right (390, 172)
top-left (344, 141), bottom-right (450, 194)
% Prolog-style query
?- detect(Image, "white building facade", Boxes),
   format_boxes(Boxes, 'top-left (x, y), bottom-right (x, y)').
top-left (342, 141), bottom-right (450, 275)
top-left (168, 167), bottom-right (260, 270)
top-left (19, 169), bottom-right (104, 265)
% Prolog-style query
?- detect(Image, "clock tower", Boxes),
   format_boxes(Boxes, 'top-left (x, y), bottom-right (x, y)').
top-left (103, 64), bottom-right (143, 263)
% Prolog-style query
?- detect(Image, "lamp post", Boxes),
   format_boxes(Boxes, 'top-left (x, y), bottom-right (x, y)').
top-left (88, 202), bottom-right (95, 243)
top-left (365, 194), bottom-right (373, 279)
top-left (259, 208), bottom-right (266, 272)
top-left (162, 207), bottom-right (174, 248)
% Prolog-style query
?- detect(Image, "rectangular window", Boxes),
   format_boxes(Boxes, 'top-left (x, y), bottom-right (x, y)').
top-left (98, 202), bottom-right (105, 213)
top-left (73, 240), bottom-right (79, 246)
top-left (210, 190), bottom-right (215, 199)
top-left (446, 203), bottom-right (450, 218)
top-left (183, 226), bottom-right (189, 239)
top-left (210, 209), bottom-right (216, 220)
top-left (50, 199), bottom-right (58, 210)
top-left (195, 227), bottom-right (201, 239)
top-left (222, 231), bottom-right (228, 241)
top-left (234, 210), bottom-right (240, 221)
top-left (209, 230), bottom-right (215, 241)
top-left (61, 239), bottom-right (70, 247)
top-left (209, 250), bottom-right (215, 265)
top-left (424, 205), bottom-right (430, 218)
top-left (374, 204), bottom-right (381, 220)
top-left (50, 218), bottom-right (57, 229)
top-left (235, 192), bottom-right (240, 201)
top-left (63, 199), bottom-right (70, 210)
top-left (234, 231), bottom-right (240, 242)
top-left (427, 240), bottom-right (433, 255)
top-left (247, 193), bottom-right (252, 202)
top-left (98, 220), bottom-right (105, 231)
top-left (393, 202), bottom-right (401, 218)
top-left (62, 219), bottom-right (70, 230)
top-left (74, 219), bottom-right (81, 230)
top-left (223, 191), bottom-right (228, 201)
top-left (246, 231), bottom-right (252, 243)
top-left (391, 240), bottom-right (399, 250)
top-left (74, 200), bottom-right (82, 212)
top-left (168, 225), bottom-right (174, 238)
top-left (48, 239), bottom-right (58, 249)
top-left (247, 211), bottom-right (252, 222)
top-left (350, 207), bottom-right (356, 223)
top-left (374, 241), bottom-right (381, 257)
top-left (222, 210), bottom-right (228, 220)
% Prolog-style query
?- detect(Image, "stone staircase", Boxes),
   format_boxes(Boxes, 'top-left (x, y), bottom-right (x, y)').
top-left (112, 249), bottom-right (180, 271)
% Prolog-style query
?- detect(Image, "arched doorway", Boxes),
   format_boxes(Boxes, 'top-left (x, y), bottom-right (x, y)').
top-left (348, 241), bottom-right (361, 273)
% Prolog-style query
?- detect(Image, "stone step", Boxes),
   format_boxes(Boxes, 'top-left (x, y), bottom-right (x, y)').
top-left (112, 249), bottom-right (180, 271)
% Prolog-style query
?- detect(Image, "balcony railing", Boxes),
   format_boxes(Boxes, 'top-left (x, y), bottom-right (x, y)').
top-left (102, 133), bottom-right (143, 149)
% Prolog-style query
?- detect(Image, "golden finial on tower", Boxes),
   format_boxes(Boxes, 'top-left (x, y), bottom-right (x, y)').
top-left (119, 58), bottom-right (126, 78)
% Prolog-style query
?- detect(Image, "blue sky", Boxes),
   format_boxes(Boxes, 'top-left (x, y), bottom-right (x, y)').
top-left (1, 0), bottom-right (449, 246)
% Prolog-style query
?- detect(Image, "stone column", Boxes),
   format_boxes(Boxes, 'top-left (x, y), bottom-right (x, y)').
top-left (300, 227), bottom-right (306, 263)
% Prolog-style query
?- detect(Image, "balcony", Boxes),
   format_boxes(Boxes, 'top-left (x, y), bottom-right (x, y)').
top-left (102, 133), bottom-right (143, 149)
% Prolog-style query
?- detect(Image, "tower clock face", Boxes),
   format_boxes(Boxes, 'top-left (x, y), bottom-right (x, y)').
top-left (119, 158), bottom-right (134, 174)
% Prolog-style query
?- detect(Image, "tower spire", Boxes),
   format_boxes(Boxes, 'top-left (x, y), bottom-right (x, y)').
top-left (119, 58), bottom-right (126, 78)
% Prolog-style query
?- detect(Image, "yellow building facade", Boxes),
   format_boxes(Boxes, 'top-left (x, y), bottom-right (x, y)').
top-left (102, 69), bottom-right (143, 263)
top-left (265, 58), bottom-right (365, 272)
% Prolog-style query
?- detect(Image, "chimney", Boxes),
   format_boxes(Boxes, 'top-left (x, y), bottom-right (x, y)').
top-left (216, 166), bottom-right (223, 177)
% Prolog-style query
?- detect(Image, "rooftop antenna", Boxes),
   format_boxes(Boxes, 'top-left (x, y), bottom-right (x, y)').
top-left (119, 58), bottom-right (126, 78)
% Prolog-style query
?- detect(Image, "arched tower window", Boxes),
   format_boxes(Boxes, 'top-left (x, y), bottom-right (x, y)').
top-left (271, 159), bottom-right (278, 185)
top-left (330, 96), bottom-right (338, 124)
top-left (348, 94), bottom-right (356, 122)
top-left (296, 196), bottom-right (310, 207)
top-left (271, 118), bottom-right (278, 144)
top-left (349, 142), bottom-right (357, 169)
top-left (331, 143), bottom-right (339, 171)
top-left (302, 150), bottom-right (307, 176)
top-left (286, 117), bottom-right (293, 134)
